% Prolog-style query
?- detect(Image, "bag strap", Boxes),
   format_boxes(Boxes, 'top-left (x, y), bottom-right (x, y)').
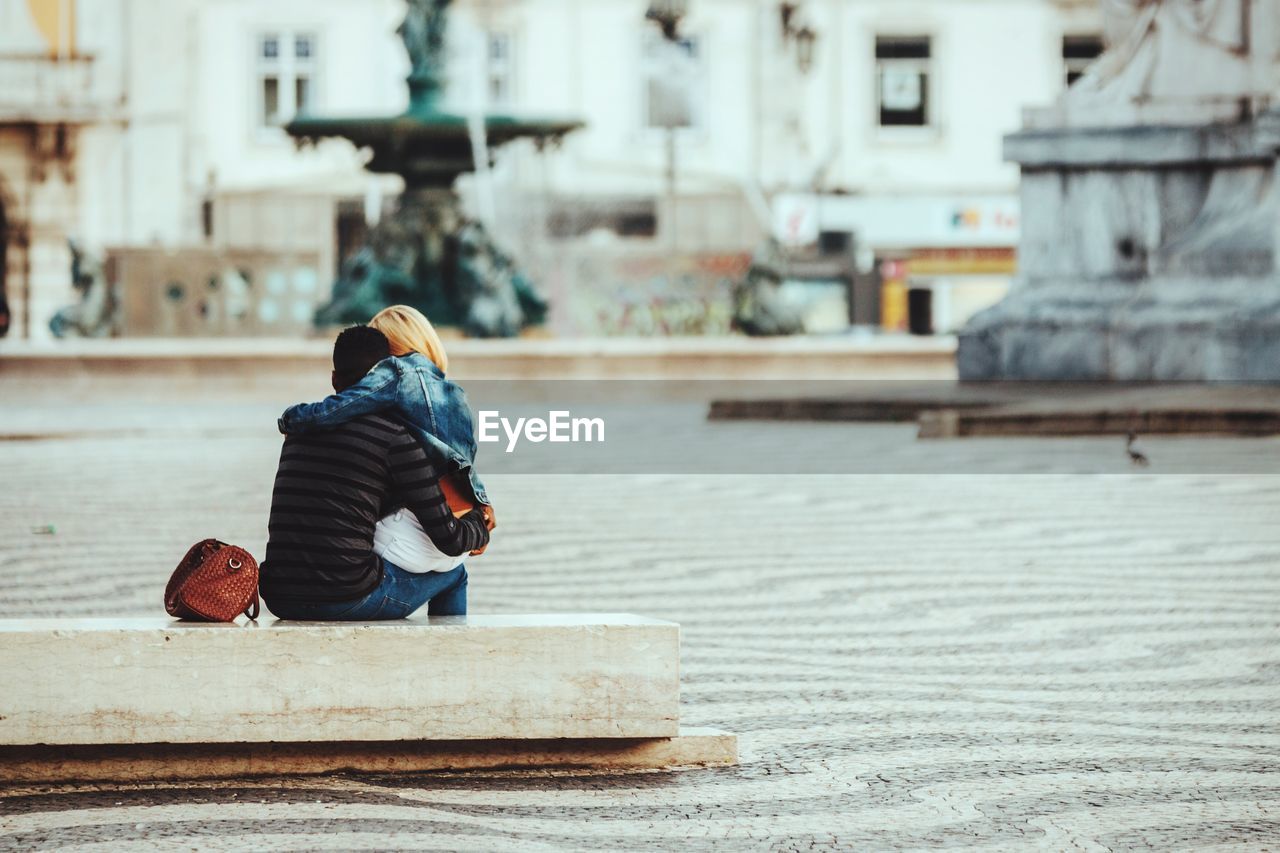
top-left (226, 543), bottom-right (259, 621)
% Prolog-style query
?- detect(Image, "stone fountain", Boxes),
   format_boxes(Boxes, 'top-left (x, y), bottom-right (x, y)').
top-left (288, 0), bottom-right (582, 337)
top-left (960, 0), bottom-right (1280, 380)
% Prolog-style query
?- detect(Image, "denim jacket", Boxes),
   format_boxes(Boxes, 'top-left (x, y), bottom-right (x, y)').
top-left (278, 353), bottom-right (489, 505)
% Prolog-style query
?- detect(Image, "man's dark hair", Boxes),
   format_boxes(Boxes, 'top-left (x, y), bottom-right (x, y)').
top-left (332, 325), bottom-right (390, 389)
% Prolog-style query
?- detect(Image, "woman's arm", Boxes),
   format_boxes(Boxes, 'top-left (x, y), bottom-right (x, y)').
top-left (277, 359), bottom-right (400, 434)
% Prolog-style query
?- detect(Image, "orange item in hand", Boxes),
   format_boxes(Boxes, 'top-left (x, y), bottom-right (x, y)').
top-left (439, 471), bottom-right (479, 518)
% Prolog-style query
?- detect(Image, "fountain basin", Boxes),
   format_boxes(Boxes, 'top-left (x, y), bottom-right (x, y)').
top-left (288, 110), bottom-right (583, 188)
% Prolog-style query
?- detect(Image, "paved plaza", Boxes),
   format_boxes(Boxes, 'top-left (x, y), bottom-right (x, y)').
top-left (1, 373), bottom-right (1278, 850)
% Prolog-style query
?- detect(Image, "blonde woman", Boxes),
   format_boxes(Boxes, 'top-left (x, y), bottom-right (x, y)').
top-left (278, 306), bottom-right (494, 612)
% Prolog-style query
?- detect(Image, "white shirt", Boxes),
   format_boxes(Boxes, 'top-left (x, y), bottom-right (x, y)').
top-left (373, 509), bottom-right (466, 574)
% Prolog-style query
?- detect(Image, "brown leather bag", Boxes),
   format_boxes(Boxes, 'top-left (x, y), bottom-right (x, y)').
top-left (164, 539), bottom-right (260, 622)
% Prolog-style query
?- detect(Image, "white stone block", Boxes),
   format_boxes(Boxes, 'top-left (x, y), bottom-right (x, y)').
top-left (0, 614), bottom-right (681, 745)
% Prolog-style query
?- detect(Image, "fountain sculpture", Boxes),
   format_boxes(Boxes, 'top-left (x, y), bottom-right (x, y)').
top-left (49, 241), bottom-right (116, 339)
top-left (288, 0), bottom-right (582, 336)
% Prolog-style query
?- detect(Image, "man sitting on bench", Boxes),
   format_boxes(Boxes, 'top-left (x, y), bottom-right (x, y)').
top-left (260, 325), bottom-right (490, 620)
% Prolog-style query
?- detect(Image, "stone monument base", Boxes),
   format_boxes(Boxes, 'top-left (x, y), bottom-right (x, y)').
top-left (960, 115), bottom-right (1280, 381)
top-left (960, 276), bottom-right (1280, 381)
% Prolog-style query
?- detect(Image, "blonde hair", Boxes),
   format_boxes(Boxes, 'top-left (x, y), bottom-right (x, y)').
top-left (369, 305), bottom-right (449, 373)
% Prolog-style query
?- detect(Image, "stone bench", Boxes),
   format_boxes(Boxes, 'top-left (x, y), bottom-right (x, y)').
top-left (0, 614), bottom-right (736, 782)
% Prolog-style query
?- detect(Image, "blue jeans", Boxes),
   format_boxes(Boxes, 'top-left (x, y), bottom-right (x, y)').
top-left (269, 560), bottom-right (467, 621)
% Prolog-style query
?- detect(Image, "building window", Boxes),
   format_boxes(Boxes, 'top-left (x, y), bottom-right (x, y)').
top-left (875, 36), bottom-right (931, 127)
top-left (258, 32), bottom-right (317, 128)
top-left (487, 33), bottom-right (515, 107)
top-left (1063, 35), bottom-right (1104, 87)
top-left (642, 32), bottom-right (704, 131)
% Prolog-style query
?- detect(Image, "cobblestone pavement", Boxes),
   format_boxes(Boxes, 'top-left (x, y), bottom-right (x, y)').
top-left (1, 379), bottom-right (1279, 850)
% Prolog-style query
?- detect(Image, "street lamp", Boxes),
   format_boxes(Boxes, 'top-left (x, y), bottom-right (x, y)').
top-left (646, 0), bottom-right (689, 41)
top-left (779, 3), bottom-right (798, 39)
top-left (794, 25), bottom-right (817, 74)
top-left (644, 1), bottom-right (691, 249)
top-left (778, 3), bottom-right (818, 74)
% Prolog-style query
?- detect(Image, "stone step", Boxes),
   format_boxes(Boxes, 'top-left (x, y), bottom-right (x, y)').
top-left (918, 394), bottom-right (1280, 438)
top-left (0, 728), bottom-right (738, 784)
top-left (0, 336), bottom-right (957, 382)
top-left (1, 614), bottom-right (681, 746)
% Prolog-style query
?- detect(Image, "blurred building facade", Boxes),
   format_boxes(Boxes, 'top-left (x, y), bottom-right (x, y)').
top-left (459, 0), bottom-right (1103, 335)
top-left (0, 0), bottom-right (1101, 340)
top-left (0, 0), bottom-right (406, 339)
